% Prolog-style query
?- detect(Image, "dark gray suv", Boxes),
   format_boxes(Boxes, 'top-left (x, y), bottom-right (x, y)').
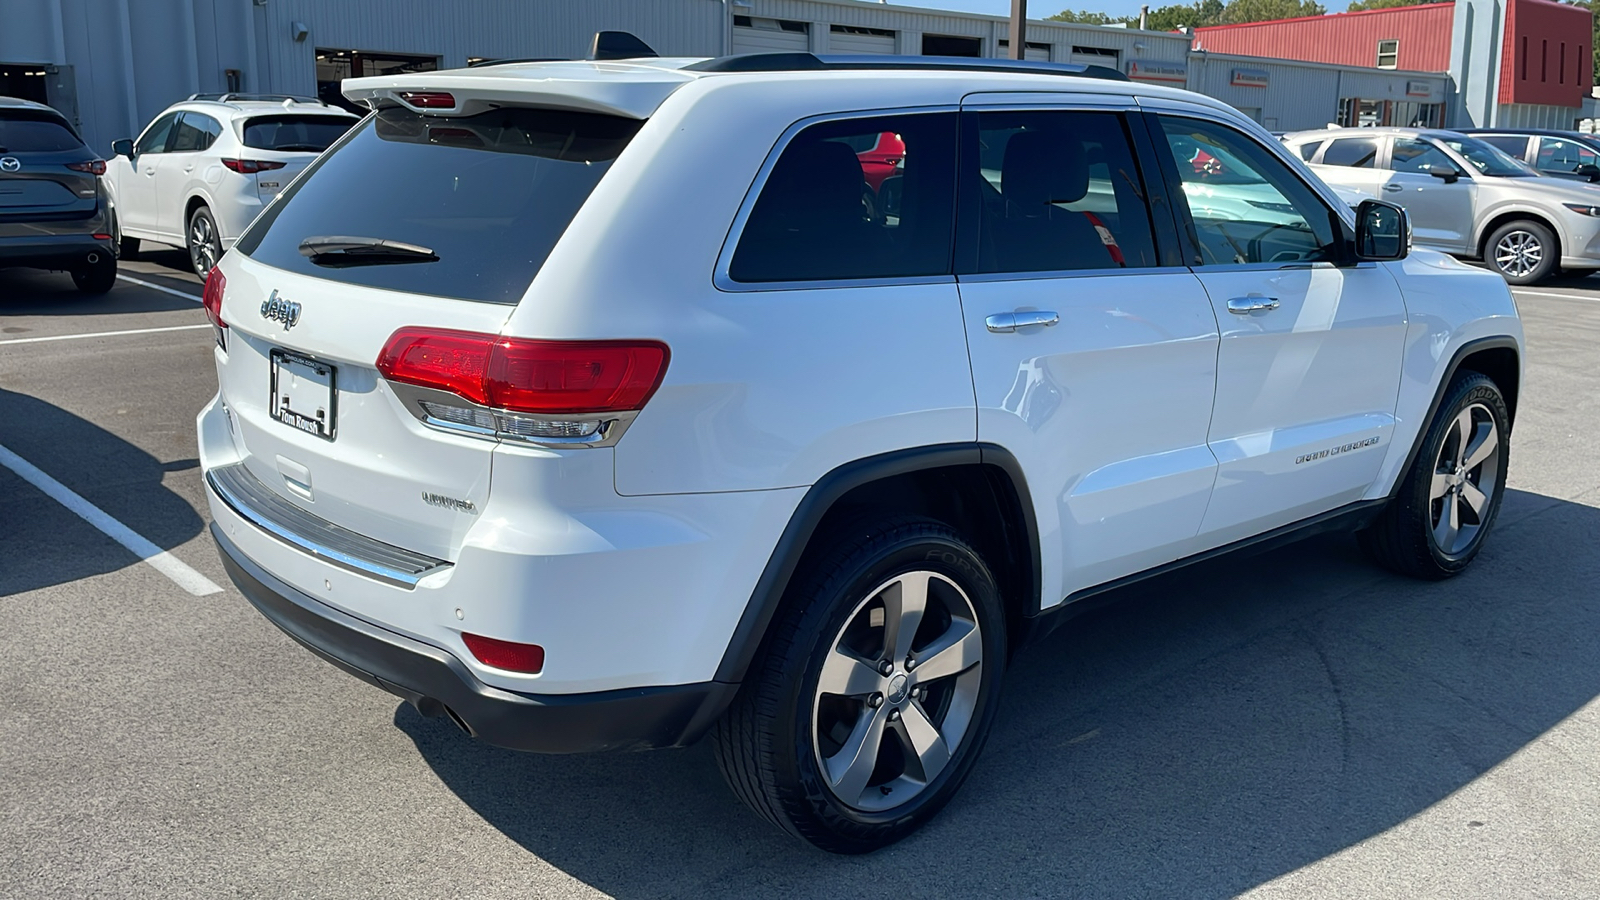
top-left (0, 96), bottom-right (117, 293)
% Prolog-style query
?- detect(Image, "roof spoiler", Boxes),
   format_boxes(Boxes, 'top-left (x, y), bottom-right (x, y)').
top-left (589, 31), bottom-right (658, 61)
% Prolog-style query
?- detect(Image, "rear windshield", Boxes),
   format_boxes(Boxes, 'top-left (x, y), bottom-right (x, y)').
top-left (0, 112), bottom-right (82, 153)
top-left (235, 106), bottom-right (641, 304)
top-left (241, 115), bottom-right (355, 152)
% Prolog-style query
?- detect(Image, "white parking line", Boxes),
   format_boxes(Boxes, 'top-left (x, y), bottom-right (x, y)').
top-left (1511, 288), bottom-right (1600, 303)
top-left (0, 442), bottom-right (223, 597)
top-left (0, 324), bottom-right (211, 346)
top-left (116, 273), bottom-right (202, 302)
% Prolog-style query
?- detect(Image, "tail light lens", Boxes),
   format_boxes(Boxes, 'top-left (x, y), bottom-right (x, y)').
top-left (202, 268), bottom-right (228, 349)
top-left (221, 158), bottom-right (287, 174)
top-left (65, 159), bottom-right (107, 176)
top-left (461, 633), bottom-right (545, 674)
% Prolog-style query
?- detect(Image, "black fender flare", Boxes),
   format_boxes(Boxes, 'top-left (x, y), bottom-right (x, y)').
top-left (1385, 335), bottom-right (1520, 502)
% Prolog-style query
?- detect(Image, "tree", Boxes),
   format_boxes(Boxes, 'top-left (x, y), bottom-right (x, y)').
top-left (1219, 0), bottom-right (1326, 23)
top-left (1346, 0), bottom-right (1431, 11)
top-left (1140, 0), bottom-right (1227, 30)
top-left (1046, 9), bottom-right (1121, 23)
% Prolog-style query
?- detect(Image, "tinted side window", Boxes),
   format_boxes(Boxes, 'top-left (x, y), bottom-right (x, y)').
top-left (1536, 136), bottom-right (1599, 172)
top-left (729, 113), bottom-right (956, 283)
top-left (170, 113), bottom-right (222, 152)
top-left (968, 110), bottom-right (1158, 274)
top-left (1478, 135), bottom-right (1529, 158)
top-left (1389, 138), bottom-right (1453, 174)
top-left (1155, 115), bottom-right (1336, 266)
top-left (1321, 138), bottom-right (1379, 168)
top-left (1296, 139), bottom-right (1324, 161)
top-left (135, 113), bottom-right (179, 155)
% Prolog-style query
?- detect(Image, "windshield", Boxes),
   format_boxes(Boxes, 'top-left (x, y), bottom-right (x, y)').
top-left (1167, 134), bottom-right (1264, 186)
top-left (1442, 137), bottom-right (1539, 177)
top-left (235, 106), bottom-right (641, 304)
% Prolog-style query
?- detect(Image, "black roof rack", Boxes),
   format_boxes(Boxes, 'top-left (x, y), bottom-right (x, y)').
top-left (683, 53), bottom-right (1129, 81)
top-left (187, 92), bottom-right (328, 106)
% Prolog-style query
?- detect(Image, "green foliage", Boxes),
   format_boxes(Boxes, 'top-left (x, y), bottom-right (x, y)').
top-left (1050, 0), bottom-right (1319, 29)
top-left (1219, 0), bottom-right (1327, 23)
top-left (1046, 9), bottom-right (1121, 23)
top-left (1139, 0), bottom-right (1227, 30)
top-left (1345, 0), bottom-right (1431, 10)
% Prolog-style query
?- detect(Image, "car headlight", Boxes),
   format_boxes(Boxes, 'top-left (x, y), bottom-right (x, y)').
top-left (1563, 203), bottom-right (1600, 217)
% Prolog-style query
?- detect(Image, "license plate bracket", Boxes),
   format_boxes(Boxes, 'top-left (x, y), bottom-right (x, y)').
top-left (270, 350), bottom-right (337, 441)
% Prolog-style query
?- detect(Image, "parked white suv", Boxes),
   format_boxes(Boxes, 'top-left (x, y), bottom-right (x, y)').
top-left (198, 48), bottom-right (1524, 853)
top-left (104, 94), bottom-right (357, 277)
top-left (1285, 126), bottom-right (1600, 284)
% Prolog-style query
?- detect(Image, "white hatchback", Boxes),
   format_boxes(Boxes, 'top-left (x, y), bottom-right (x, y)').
top-left (104, 94), bottom-right (357, 277)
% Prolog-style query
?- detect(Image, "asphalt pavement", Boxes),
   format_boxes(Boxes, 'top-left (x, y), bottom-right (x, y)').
top-left (3, 252), bottom-right (1600, 899)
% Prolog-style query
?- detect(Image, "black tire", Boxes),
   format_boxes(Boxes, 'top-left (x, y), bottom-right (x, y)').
top-left (1485, 219), bottom-right (1558, 285)
top-left (1360, 371), bottom-right (1510, 579)
top-left (186, 205), bottom-right (222, 278)
top-left (70, 252), bottom-right (117, 295)
top-left (111, 209), bottom-right (136, 260)
top-left (711, 516), bottom-right (1007, 854)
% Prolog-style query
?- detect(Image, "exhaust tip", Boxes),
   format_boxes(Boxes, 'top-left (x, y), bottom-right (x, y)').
top-left (86, 252), bottom-right (100, 265)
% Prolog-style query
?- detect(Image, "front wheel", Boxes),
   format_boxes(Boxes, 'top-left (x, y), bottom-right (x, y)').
top-left (1486, 220), bottom-right (1557, 285)
top-left (186, 205), bottom-right (222, 278)
top-left (1360, 371), bottom-right (1509, 578)
top-left (712, 517), bottom-right (1006, 854)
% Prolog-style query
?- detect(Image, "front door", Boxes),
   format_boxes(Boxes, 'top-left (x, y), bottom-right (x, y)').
top-left (956, 103), bottom-right (1221, 603)
top-left (1381, 136), bottom-right (1476, 253)
top-left (1150, 113), bottom-right (1408, 545)
top-left (119, 112), bottom-right (178, 235)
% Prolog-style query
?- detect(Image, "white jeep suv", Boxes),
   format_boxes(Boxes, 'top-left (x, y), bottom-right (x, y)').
top-left (104, 94), bottom-right (357, 277)
top-left (197, 47), bottom-right (1524, 853)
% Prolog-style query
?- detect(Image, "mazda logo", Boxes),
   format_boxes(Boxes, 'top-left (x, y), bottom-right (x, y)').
top-left (0, 158), bottom-right (20, 172)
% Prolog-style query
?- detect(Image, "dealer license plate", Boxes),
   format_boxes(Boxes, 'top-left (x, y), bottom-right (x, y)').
top-left (270, 350), bottom-right (336, 441)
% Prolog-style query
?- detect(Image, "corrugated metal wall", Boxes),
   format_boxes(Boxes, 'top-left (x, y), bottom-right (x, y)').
top-left (1186, 53), bottom-right (1449, 131)
top-left (1496, 101), bottom-right (1585, 128)
top-left (1192, 4), bottom-right (1455, 72)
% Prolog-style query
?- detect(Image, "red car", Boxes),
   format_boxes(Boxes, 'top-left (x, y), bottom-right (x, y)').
top-left (855, 131), bottom-right (905, 191)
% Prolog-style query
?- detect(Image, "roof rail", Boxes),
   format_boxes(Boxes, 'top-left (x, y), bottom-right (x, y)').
top-left (187, 92), bottom-right (328, 106)
top-left (683, 53), bottom-right (1129, 81)
top-left (466, 57), bottom-right (564, 67)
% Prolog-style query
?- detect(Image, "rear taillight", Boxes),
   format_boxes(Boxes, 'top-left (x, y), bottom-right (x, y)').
top-left (398, 91), bottom-right (456, 109)
top-left (202, 268), bottom-right (228, 349)
top-left (221, 158), bottom-right (287, 174)
top-left (461, 633), bottom-right (545, 674)
top-left (65, 159), bottom-right (106, 176)
top-left (375, 328), bottom-right (669, 445)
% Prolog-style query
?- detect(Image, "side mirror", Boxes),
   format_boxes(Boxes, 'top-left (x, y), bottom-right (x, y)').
top-left (111, 139), bottom-right (134, 159)
top-left (1577, 163), bottom-right (1600, 182)
top-left (1354, 199), bottom-right (1409, 261)
top-left (1425, 164), bottom-right (1461, 184)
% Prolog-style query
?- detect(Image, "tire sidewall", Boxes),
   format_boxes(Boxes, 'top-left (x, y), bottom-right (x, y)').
top-left (1410, 375), bottom-right (1510, 571)
top-left (770, 528), bottom-right (1006, 849)
top-left (1488, 220), bottom-right (1556, 285)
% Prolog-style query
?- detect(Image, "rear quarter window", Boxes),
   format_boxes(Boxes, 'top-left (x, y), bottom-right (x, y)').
top-left (242, 115), bottom-right (356, 152)
top-left (235, 106), bottom-right (640, 304)
top-left (0, 113), bottom-right (82, 153)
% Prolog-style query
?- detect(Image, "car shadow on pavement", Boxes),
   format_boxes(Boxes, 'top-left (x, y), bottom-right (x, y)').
top-left (0, 262), bottom-right (197, 318)
top-left (0, 388), bottom-right (207, 597)
top-left (396, 487), bottom-right (1599, 899)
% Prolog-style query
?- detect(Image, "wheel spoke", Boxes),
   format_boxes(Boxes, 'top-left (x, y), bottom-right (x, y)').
top-left (819, 647), bottom-right (882, 698)
top-left (825, 704), bottom-right (889, 802)
top-left (1451, 409), bottom-right (1474, 463)
top-left (1429, 471), bottom-right (1452, 501)
top-left (881, 573), bottom-right (929, 664)
top-left (909, 619), bottom-right (981, 683)
top-left (1460, 479), bottom-right (1489, 517)
top-left (1462, 422), bottom-right (1498, 471)
top-left (1434, 494), bottom-right (1461, 551)
top-left (895, 701), bottom-right (951, 783)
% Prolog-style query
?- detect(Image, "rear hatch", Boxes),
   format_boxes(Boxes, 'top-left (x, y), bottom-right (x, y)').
top-left (0, 109), bottom-right (98, 221)
top-left (235, 112), bottom-right (356, 200)
top-left (217, 100), bottom-right (641, 560)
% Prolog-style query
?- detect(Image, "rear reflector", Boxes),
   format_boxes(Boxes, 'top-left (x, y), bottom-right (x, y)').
top-left (221, 158), bottom-right (287, 174)
top-left (399, 91), bottom-right (456, 109)
top-left (461, 633), bottom-right (545, 674)
top-left (66, 159), bottom-right (106, 176)
top-left (202, 268), bottom-right (227, 330)
top-left (376, 328), bottom-right (669, 415)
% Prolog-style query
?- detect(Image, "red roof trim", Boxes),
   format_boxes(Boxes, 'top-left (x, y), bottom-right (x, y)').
top-left (1194, 2), bottom-right (1452, 32)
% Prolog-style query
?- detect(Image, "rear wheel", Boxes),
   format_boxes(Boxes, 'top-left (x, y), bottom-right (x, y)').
top-left (110, 209), bottom-right (137, 260)
top-left (1486, 220), bottom-right (1557, 285)
top-left (712, 517), bottom-right (1006, 854)
top-left (186, 205), bottom-right (222, 278)
top-left (71, 251), bottom-right (117, 295)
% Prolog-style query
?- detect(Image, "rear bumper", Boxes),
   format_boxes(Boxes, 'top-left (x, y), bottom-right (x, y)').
top-left (0, 231), bottom-right (113, 268)
top-left (212, 523), bottom-right (738, 753)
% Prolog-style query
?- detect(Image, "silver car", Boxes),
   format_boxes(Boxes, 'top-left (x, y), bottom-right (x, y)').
top-left (1283, 126), bottom-right (1600, 284)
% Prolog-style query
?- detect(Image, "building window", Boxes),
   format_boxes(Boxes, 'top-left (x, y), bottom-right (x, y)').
top-left (316, 49), bottom-right (438, 113)
top-left (1376, 39), bottom-right (1399, 69)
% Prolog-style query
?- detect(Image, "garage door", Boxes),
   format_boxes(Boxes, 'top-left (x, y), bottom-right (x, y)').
top-left (731, 17), bottom-right (810, 54)
top-left (999, 42), bottom-right (1052, 61)
top-left (830, 26), bottom-right (896, 55)
top-left (1069, 47), bottom-right (1120, 68)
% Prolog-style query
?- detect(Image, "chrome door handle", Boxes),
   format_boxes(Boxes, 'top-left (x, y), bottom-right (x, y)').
top-left (1382, 184), bottom-right (1403, 192)
top-left (1226, 296), bottom-right (1280, 314)
top-left (985, 310), bottom-right (1060, 333)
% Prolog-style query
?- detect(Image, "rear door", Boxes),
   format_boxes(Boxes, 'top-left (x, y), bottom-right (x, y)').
top-left (0, 109), bottom-right (96, 221)
top-left (1148, 113), bottom-right (1407, 544)
top-left (1382, 136), bottom-right (1475, 252)
top-left (955, 97), bottom-right (1222, 600)
top-left (220, 104), bottom-right (641, 559)
top-left (1309, 135), bottom-right (1388, 199)
top-left (159, 112), bottom-right (223, 238)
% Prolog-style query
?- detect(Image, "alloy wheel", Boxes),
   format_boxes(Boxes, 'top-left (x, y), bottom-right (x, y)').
top-left (189, 213), bottom-right (219, 275)
top-left (1430, 402), bottom-right (1502, 556)
top-left (1493, 230), bottom-right (1542, 278)
top-left (811, 570), bottom-right (984, 813)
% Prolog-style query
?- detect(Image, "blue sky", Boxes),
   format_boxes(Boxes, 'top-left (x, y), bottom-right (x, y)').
top-left (891, 0), bottom-right (1153, 23)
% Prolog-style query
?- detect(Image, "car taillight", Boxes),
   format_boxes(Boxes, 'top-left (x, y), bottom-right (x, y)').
top-left (202, 268), bottom-right (228, 349)
top-left (375, 328), bottom-right (669, 444)
top-left (65, 159), bottom-right (106, 176)
top-left (461, 633), bottom-right (544, 674)
top-left (398, 91), bottom-right (456, 109)
top-left (221, 158), bottom-right (287, 174)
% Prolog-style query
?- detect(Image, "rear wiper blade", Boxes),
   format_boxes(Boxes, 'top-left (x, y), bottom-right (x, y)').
top-left (298, 235), bottom-right (437, 267)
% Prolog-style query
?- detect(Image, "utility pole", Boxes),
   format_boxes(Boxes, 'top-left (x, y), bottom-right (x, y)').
top-left (1010, 0), bottom-right (1027, 59)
